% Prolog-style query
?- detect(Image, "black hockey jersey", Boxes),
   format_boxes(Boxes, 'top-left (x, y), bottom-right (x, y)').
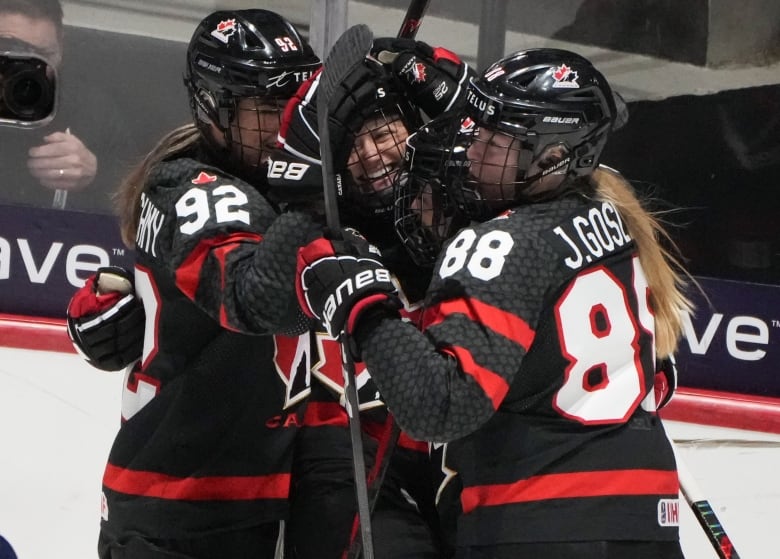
top-left (356, 192), bottom-right (681, 546)
top-left (100, 156), bottom-right (319, 539)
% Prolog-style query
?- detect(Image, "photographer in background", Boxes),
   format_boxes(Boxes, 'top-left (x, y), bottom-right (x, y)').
top-left (0, 0), bottom-right (136, 212)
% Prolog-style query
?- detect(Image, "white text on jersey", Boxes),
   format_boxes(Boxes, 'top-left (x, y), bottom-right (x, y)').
top-left (552, 201), bottom-right (631, 270)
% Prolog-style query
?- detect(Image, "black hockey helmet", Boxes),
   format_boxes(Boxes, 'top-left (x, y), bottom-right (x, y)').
top-left (185, 9), bottom-right (320, 123)
top-left (335, 58), bottom-right (424, 239)
top-left (448, 48), bottom-right (617, 220)
top-left (185, 10), bottom-right (321, 180)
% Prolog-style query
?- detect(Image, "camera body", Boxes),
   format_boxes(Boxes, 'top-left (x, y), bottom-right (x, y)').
top-left (1, 42), bottom-right (57, 127)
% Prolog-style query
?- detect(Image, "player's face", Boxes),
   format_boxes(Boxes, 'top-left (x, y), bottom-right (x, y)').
top-left (0, 14), bottom-right (63, 67)
top-left (228, 97), bottom-right (286, 169)
top-left (347, 114), bottom-right (409, 198)
top-left (466, 126), bottom-right (523, 202)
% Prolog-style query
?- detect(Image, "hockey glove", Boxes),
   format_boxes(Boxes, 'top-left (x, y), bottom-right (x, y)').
top-left (66, 266), bottom-right (145, 372)
top-left (296, 228), bottom-right (399, 339)
top-left (370, 38), bottom-right (473, 118)
top-left (654, 354), bottom-right (678, 410)
top-left (326, 58), bottom-right (400, 169)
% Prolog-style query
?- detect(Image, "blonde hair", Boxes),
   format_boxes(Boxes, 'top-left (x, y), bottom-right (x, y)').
top-left (115, 124), bottom-right (201, 248)
top-left (590, 165), bottom-right (694, 358)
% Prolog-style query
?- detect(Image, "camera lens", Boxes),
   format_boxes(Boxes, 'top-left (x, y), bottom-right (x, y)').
top-left (4, 66), bottom-right (54, 120)
top-left (1, 57), bottom-right (55, 122)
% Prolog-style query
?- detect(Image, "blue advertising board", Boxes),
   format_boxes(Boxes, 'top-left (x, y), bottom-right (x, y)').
top-left (0, 204), bottom-right (133, 318)
top-left (676, 277), bottom-right (780, 398)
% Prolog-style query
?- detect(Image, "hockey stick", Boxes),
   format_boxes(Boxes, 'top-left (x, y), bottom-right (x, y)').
top-left (348, 4), bottom-right (434, 549)
top-left (673, 444), bottom-right (741, 559)
top-left (316, 23), bottom-right (376, 559)
top-left (398, 0), bottom-right (431, 39)
top-left (346, 415), bottom-right (402, 559)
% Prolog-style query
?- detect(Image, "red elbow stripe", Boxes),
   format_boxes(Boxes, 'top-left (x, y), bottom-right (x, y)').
top-left (423, 297), bottom-right (535, 350)
top-left (444, 345), bottom-right (509, 409)
top-left (461, 469), bottom-right (680, 514)
top-left (103, 463), bottom-right (290, 501)
top-left (175, 232), bottom-right (262, 320)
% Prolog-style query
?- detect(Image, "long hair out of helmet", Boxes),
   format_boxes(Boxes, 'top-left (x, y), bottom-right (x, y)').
top-left (448, 48), bottom-right (617, 220)
top-left (184, 9), bottom-right (321, 182)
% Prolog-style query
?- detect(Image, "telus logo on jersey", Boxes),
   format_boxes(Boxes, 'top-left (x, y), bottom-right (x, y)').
top-left (548, 201), bottom-right (632, 270)
top-left (136, 192), bottom-right (165, 257)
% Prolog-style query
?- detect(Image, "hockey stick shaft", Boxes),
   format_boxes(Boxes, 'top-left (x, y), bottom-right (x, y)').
top-left (673, 444), bottom-right (740, 559)
top-left (350, 6), bottom-right (433, 551)
top-left (347, 417), bottom-right (402, 559)
top-left (316, 23), bottom-right (376, 559)
top-left (398, 0), bottom-right (431, 39)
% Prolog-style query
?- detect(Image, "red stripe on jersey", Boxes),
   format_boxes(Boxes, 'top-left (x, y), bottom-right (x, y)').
top-left (444, 345), bottom-right (509, 409)
top-left (175, 232), bottom-right (262, 306)
top-left (460, 468), bottom-right (679, 514)
top-left (423, 297), bottom-right (535, 350)
top-left (103, 463), bottom-right (290, 501)
top-left (398, 432), bottom-right (429, 452)
top-left (302, 401), bottom-right (348, 427)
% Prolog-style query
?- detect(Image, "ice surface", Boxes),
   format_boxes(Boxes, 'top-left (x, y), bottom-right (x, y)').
top-left (1, 347), bottom-right (777, 558)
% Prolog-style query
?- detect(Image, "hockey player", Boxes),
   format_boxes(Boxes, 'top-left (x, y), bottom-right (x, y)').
top-left (67, 10), bottom-right (322, 558)
top-left (67, 34), bottom-right (470, 558)
top-left (295, 48), bottom-right (693, 559)
top-left (269, 43), bottom-right (471, 559)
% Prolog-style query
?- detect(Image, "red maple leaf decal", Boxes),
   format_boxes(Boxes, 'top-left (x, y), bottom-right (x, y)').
top-left (191, 171), bottom-right (217, 185)
top-left (553, 64), bottom-right (571, 81)
top-left (412, 62), bottom-right (427, 82)
top-left (216, 19), bottom-right (235, 33)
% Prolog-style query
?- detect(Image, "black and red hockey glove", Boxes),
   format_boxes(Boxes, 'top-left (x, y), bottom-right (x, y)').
top-left (296, 228), bottom-right (400, 339)
top-left (66, 266), bottom-right (145, 372)
top-left (370, 37), bottom-right (473, 119)
top-left (654, 354), bottom-right (678, 410)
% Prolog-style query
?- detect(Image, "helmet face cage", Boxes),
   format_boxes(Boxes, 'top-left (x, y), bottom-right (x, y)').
top-left (338, 64), bottom-right (423, 226)
top-left (449, 48), bottom-right (616, 220)
top-left (394, 117), bottom-right (468, 266)
top-left (343, 106), bottom-right (412, 221)
top-left (184, 10), bottom-right (321, 180)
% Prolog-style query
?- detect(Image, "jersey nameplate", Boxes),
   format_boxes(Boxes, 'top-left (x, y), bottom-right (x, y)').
top-left (544, 201), bottom-right (632, 272)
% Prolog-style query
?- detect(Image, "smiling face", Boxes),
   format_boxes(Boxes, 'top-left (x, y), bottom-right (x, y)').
top-left (347, 112), bottom-right (410, 203)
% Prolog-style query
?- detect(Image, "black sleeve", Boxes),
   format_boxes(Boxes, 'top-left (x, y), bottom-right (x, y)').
top-left (355, 314), bottom-right (495, 442)
top-left (233, 210), bottom-right (320, 335)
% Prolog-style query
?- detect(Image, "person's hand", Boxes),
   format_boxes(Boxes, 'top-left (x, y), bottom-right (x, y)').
top-left (370, 38), bottom-right (473, 118)
top-left (27, 129), bottom-right (98, 191)
top-left (296, 228), bottom-right (399, 338)
top-left (67, 267), bottom-right (145, 372)
top-left (325, 58), bottom-right (397, 169)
